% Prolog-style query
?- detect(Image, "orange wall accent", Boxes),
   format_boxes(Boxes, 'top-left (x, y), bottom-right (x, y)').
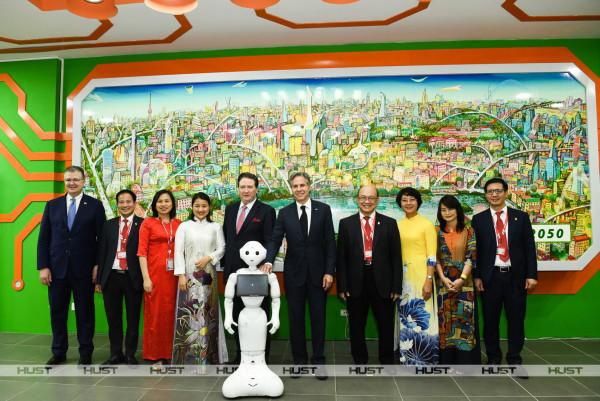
top-left (0, 193), bottom-right (62, 223)
top-left (65, 47), bottom-right (600, 295)
top-left (13, 214), bottom-right (43, 290)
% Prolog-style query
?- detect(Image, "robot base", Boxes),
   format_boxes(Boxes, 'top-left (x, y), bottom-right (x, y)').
top-left (222, 355), bottom-right (284, 398)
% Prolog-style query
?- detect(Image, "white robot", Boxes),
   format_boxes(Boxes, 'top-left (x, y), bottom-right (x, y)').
top-left (222, 241), bottom-right (283, 398)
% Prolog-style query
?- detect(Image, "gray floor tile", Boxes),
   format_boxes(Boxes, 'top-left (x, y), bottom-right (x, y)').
top-left (7, 382), bottom-right (91, 401)
top-left (574, 376), bottom-right (600, 395)
top-left (0, 345), bottom-right (48, 362)
top-left (395, 376), bottom-right (464, 397)
top-left (469, 397), bottom-right (535, 401)
top-left (338, 397), bottom-right (406, 401)
top-left (279, 375), bottom-right (335, 394)
top-left (333, 355), bottom-right (354, 364)
top-left (566, 340), bottom-right (600, 355)
top-left (518, 376), bottom-right (597, 397)
top-left (152, 375), bottom-right (219, 391)
top-left (41, 375), bottom-right (105, 385)
top-left (333, 340), bottom-right (352, 355)
top-left (520, 354), bottom-right (550, 364)
top-left (453, 376), bottom-right (531, 397)
top-left (536, 397), bottom-right (600, 401)
top-left (73, 385), bottom-right (148, 401)
top-left (542, 354), bottom-right (600, 364)
top-left (0, 333), bottom-right (38, 345)
top-left (17, 334), bottom-right (53, 347)
top-left (335, 377), bottom-right (399, 396)
top-left (402, 398), bottom-right (469, 401)
top-left (482, 339), bottom-right (534, 356)
top-left (140, 388), bottom-right (210, 400)
top-left (524, 340), bottom-right (586, 356)
top-left (95, 375), bottom-right (162, 388)
top-left (0, 379), bottom-right (37, 401)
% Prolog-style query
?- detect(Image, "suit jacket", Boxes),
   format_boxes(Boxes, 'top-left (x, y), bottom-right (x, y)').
top-left (96, 215), bottom-right (145, 291)
top-left (337, 212), bottom-right (403, 298)
top-left (471, 206), bottom-right (537, 285)
top-left (221, 200), bottom-right (276, 281)
top-left (266, 199), bottom-right (336, 288)
top-left (37, 194), bottom-right (106, 279)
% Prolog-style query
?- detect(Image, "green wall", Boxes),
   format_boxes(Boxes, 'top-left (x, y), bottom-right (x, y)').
top-left (1, 39), bottom-right (599, 339)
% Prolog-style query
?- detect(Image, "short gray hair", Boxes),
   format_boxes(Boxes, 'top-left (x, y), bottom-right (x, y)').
top-left (64, 165), bottom-right (85, 180)
top-left (289, 171), bottom-right (311, 186)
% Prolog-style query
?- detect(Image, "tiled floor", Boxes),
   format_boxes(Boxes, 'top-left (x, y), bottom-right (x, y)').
top-left (0, 332), bottom-right (599, 400)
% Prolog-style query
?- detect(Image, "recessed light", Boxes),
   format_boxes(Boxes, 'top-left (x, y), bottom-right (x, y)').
top-left (84, 0), bottom-right (103, 3)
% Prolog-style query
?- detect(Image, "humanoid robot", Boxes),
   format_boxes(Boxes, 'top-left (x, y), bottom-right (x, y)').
top-left (222, 241), bottom-right (283, 398)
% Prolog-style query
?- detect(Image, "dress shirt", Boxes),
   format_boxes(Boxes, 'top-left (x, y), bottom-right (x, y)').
top-left (296, 199), bottom-right (312, 237)
top-left (358, 211), bottom-right (376, 252)
top-left (236, 198), bottom-right (257, 225)
top-left (490, 206), bottom-right (511, 267)
top-left (111, 214), bottom-right (135, 271)
top-left (66, 193), bottom-right (83, 215)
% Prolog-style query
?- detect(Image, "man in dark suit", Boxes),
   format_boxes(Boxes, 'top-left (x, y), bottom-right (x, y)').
top-left (221, 172), bottom-right (276, 364)
top-left (96, 189), bottom-right (144, 366)
top-left (261, 172), bottom-right (336, 379)
top-left (472, 178), bottom-right (537, 368)
top-left (337, 185), bottom-right (402, 365)
top-left (37, 165), bottom-right (105, 366)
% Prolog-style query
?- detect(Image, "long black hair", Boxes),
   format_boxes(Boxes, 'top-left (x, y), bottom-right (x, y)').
top-left (150, 189), bottom-right (176, 219)
top-left (437, 195), bottom-right (466, 233)
top-left (189, 192), bottom-right (212, 222)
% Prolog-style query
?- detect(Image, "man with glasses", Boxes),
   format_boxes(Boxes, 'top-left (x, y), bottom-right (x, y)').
top-left (37, 165), bottom-right (105, 366)
top-left (336, 185), bottom-right (402, 366)
top-left (471, 178), bottom-right (537, 375)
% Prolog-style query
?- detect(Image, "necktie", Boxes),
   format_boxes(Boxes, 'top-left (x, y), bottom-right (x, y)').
top-left (495, 211), bottom-right (509, 262)
top-left (300, 205), bottom-right (308, 240)
top-left (119, 219), bottom-right (129, 270)
top-left (67, 198), bottom-right (76, 230)
top-left (236, 205), bottom-right (247, 234)
top-left (363, 216), bottom-right (373, 262)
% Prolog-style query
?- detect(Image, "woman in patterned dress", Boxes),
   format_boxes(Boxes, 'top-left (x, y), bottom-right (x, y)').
top-left (394, 187), bottom-right (439, 365)
top-left (435, 195), bottom-right (481, 365)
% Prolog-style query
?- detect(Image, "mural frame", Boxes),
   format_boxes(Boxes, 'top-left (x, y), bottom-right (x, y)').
top-left (68, 56), bottom-right (599, 275)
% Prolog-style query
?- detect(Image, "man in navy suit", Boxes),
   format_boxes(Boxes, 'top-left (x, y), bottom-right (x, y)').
top-left (262, 172), bottom-right (336, 379)
top-left (471, 178), bottom-right (537, 369)
top-left (37, 165), bottom-right (105, 366)
top-left (221, 172), bottom-right (276, 364)
top-left (337, 185), bottom-right (402, 365)
top-left (96, 189), bottom-right (144, 366)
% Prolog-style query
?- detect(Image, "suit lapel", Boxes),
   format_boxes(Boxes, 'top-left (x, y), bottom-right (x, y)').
top-left (482, 208), bottom-right (495, 238)
top-left (71, 195), bottom-right (87, 230)
top-left (371, 212), bottom-right (380, 251)
top-left (288, 202), bottom-right (304, 241)
top-left (309, 201), bottom-right (320, 240)
top-left (507, 207), bottom-right (517, 248)
top-left (352, 213), bottom-right (364, 253)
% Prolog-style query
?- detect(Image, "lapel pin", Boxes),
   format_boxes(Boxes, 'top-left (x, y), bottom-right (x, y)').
top-left (84, 202), bottom-right (87, 205)
top-left (514, 217), bottom-right (517, 221)
top-left (135, 222), bottom-right (138, 225)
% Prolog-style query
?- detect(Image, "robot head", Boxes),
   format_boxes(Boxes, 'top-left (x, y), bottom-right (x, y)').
top-left (239, 241), bottom-right (267, 268)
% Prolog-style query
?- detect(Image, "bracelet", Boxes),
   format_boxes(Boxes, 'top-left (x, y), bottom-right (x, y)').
top-left (427, 275), bottom-right (433, 280)
top-left (460, 274), bottom-right (468, 280)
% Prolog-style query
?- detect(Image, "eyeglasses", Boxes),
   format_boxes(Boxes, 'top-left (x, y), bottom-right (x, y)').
top-left (440, 209), bottom-right (455, 214)
top-left (64, 179), bottom-right (82, 184)
top-left (486, 189), bottom-right (504, 195)
top-left (358, 196), bottom-right (377, 203)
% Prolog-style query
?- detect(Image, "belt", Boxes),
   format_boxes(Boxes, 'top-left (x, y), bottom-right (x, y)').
top-left (364, 260), bottom-right (372, 266)
top-left (112, 269), bottom-right (128, 274)
top-left (494, 266), bottom-right (510, 273)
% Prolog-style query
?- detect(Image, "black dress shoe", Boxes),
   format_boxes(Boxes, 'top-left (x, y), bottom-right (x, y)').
top-left (102, 355), bottom-right (125, 365)
top-left (78, 355), bottom-right (92, 365)
top-left (126, 355), bottom-right (139, 366)
top-left (485, 360), bottom-right (501, 365)
top-left (46, 354), bottom-right (66, 366)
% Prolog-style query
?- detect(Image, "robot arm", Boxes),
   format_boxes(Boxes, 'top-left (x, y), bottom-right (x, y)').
top-left (224, 273), bottom-right (238, 335)
top-left (266, 273), bottom-right (281, 334)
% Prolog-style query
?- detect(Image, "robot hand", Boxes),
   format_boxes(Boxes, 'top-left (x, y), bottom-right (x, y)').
top-left (266, 317), bottom-right (280, 334)
top-left (224, 317), bottom-right (238, 335)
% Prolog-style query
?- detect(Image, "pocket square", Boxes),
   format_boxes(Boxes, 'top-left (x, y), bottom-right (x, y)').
top-left (252, 218), bottom-right (260, 222)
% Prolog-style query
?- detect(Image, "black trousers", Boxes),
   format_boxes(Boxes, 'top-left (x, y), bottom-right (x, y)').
top-left (347, 267), bottom-right (395, 365)
top-left (285, 280), bottom-right (327, 365)
top-left (480, 268), bottom-right (527, 364)
top-left (102, 270), bottom-right (143, 357)
top-left (48, 260), bottom-right (95, 356)
top-left (232, 295), bottom-right (271, 363)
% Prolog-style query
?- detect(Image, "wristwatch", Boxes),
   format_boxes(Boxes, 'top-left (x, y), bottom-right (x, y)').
top-left (427, 275), bottom-right (433, 280)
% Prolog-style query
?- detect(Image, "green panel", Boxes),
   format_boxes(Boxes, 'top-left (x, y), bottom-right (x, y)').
top-left (1, 40), bottom-right (599, 342)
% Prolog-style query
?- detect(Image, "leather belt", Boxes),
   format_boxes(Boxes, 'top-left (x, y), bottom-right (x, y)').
top-left (494, 266), bottom-right (510, 273)
top-left (113, 269), bottom-right (127, 274)
top-left (364, 260), bottom-right (372, 266)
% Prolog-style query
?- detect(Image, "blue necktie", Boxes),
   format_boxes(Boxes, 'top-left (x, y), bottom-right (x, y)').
top-left (67, 198), bottom-right (76, 230)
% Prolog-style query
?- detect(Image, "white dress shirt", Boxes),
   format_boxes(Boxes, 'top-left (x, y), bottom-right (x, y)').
top-left (111, 214), bottom-right (134, 271)
top-left (66, 193), bottom-right (83, 215)
top-left (296, 199), bottom-right (312, 236)
top-left (491, 206), bottom-right (511, 267)
top-left (236, 198), bottom-right (257, 225)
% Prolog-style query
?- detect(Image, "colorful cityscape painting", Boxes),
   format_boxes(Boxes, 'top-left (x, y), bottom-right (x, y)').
top-left (79, 72), bottom-right (592, 263)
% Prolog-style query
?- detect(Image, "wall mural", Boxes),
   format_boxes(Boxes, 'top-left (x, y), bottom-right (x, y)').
top-left (79, 72), bottom-right (592, 266)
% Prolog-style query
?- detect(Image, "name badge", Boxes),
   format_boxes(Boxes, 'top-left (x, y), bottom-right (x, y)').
top-left (497, 248), bottom-right (506, 255)
top-left (364, 251), bottom-right (372, 258)
top-left (117, 251), bottom-right (127, 259)
top-left (166, 258), bottom-right (174, 271)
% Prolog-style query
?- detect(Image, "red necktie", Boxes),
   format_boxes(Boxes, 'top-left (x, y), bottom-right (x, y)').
top-left (363, 216), bottom-right (373, 262)
top-left (119, 219), bottom-right (129, 270)
top-left (495, 211), bottom-right (509, 262)
top-left (236, 205), bottom-right (247, 234)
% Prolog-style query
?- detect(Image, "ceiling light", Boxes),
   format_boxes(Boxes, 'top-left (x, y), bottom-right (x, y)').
top-left (67, 0), bottom-right (118, 19)
top-left (231, 0), bottom-right (280, 9)
top-left (145, 0), bottom-right (198, 14)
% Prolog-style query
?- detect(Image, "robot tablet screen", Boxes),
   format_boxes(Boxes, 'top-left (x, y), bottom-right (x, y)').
top-left (236, 274), bottom-right (269, 297)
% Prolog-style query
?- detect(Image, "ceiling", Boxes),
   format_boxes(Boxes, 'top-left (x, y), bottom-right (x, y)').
top-left (1, 0), bottom-right (599, 61)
